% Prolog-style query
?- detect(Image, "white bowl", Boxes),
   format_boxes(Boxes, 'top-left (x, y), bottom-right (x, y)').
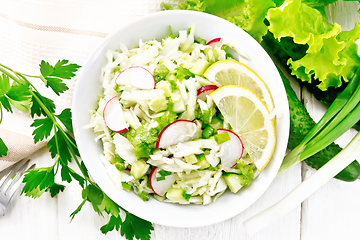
top-left (72, 10), bottom-right (289, 228)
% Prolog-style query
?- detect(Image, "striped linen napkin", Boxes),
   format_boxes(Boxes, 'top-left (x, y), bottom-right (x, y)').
top-left (0, 0), bottom-right (168, 171)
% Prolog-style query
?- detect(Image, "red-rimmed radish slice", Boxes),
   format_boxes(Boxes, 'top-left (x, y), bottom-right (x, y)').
top-left (156, 120), bottom-right (198, 148)
top-left (149, 167), bottom-right (176, 197)
top-left (217, 129), bottom-right (243, 168)
top-left (207, 38), bottom-right (221, 48)
top-left (103, 96), bottom-right (129, 133)
top-left (197, 85), bottom-right (218, 101)
top-left (115, 66), bottom-right (155, 89)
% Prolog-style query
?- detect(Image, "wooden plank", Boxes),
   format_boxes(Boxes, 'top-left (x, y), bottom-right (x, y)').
top-left (0, 145), bottom-right (302, 240)
top-left (300, 3), bottom-right (360, 239)
top-left (301, 88), bottom-right (360, 239)
top-left (152, 165), bottom-right (302, 240)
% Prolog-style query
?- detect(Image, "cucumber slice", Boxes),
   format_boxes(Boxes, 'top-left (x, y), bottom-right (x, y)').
top-left (223, 173), bottom-right (243, 193)
top-left (184, 154), bottom-right (198, 164)
top-left (190, 58), bottom-right (209, 75)
top-left (153, 194), bottom-right (166, 202)
top-left (166, 187), bottom-right (189, 204)
top-left (156, 81), bottom-right (172, 97)
top-left (131, 159), bottom-right (150, 179)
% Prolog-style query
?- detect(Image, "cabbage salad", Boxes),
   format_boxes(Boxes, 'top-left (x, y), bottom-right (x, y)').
top-left (87, 25), bottom-right (258, 205)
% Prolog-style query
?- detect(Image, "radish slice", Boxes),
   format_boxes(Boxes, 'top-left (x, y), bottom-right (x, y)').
top-left (156, 120), bottom-right (199, 148)
top-left (207, 38), bottom-right (221, 48)
top-left (197, 85), bottom-right (218, 101)
top-left (115, 66), bottom-right (155, 89)
top-left (103, 96), bottom-right (129, 133)
top-left (149, 167), bottom-right (176, 197)
top-left (217, 129), bottom-right (243, 168)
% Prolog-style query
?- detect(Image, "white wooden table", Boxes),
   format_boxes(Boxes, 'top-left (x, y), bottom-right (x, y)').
top-left (0, 1), bottom-right (360, 240)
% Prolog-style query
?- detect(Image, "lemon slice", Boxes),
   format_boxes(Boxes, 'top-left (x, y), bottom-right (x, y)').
top-left (204, 59), bottom-right (274, 112)
top-left (210, 85), bottom-right (276, 171)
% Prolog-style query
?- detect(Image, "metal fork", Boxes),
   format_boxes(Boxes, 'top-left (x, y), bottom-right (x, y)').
top-left (0, 159), bottom-right (35, 216)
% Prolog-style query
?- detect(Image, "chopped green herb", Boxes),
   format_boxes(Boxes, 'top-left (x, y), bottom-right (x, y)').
top-left (115, 162), bottom-right (127, 172)
top-left (174, 66), bottom-right (195, 81)
top-left (153, 64), bottom-right (170, 83)
top-left (182, 190), bottom-right (192, 201)
top-left (156, 176), bottom-right (166, 181)
top-left (202, 124), bottom-right (215, 139)
top-left (235, 160), bottom-right (255, 179)
top-left (134, 143), bottom-right (152, 159)
top-left (158, 169), bottom-right (172, 177)
top-left (196, 36), bottom-right (207, 45)
top-left (121, 182), bottom-right (132, 192)
top-left (138, 191), bottom-right (150, 202)
top-left (221, 45), bottom-right (234, 59)
top-left (156, 169), bottom-right (172, 181)
top-left (199, 105), bottom-right (215, 124)
top-left (166, 25), bottom-right (177, 39)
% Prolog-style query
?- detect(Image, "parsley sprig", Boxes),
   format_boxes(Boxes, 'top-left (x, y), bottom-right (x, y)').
top-left (0, 60), bottom-right (153, 240)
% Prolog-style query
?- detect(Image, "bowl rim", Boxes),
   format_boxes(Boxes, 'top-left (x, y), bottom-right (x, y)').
top-left (72, 9), bottom-right (290, 228)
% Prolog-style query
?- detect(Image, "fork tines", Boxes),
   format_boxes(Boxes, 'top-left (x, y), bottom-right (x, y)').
top-left (0, 159), bottom-right (35, 215)
top-left (0, 159), bottom-right (31, 193)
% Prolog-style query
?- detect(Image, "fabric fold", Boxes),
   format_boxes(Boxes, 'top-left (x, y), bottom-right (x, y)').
top-left (0, 110), bottom-right (47, 171)
top-left (0, 0), bottom-right (163, 172)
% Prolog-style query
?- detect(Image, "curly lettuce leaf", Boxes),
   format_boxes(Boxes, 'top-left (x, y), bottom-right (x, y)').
top-left (167, 0), bottom-right (275, 41)
top-left (267, 0), bottom-right (360, 90)
top-left (224, 0), bottom-right (275, 41)
top-left (267, 0), bottom-right (335, 51)
top-left (301, 0), bottom-right (332, 15)
top-left (165, 0), bottom-right (360, 91)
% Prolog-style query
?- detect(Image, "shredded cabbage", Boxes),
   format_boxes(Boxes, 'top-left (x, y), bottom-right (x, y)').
top-left (89, 24), bottom-right (258, 205)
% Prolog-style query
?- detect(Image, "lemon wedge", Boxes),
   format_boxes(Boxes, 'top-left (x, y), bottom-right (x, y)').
top-left (210, 85), bottom-right (276, 171)
top-left (204, 59), bottom-right (274, 112)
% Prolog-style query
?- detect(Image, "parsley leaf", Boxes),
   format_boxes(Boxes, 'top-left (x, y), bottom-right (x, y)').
top-left (21, 167), bottom-right (55, 198)
top-left (60, 164), bottom-right (85, 188)
top-left (30, 91), bottom-right (56, 118)
top-left (49, 183), bottom-right (66, 197)
top-left (100, 194), bottom-right (120, 217)
top-left (101, 215), bottom-right (122, 234)
top-left (0, 137), bottom-right (8, 157)
top-left (80, 161), bottom-right (89, 179)
top-left (31, 117), bottom-right (53, 143)
top-left (82, 184), bottom-right (104, 215)
top-left (70, 199), bottom-right (86, 221)
top-left (39, 60), bottom-right (81, 95)
top-left (0, 74), bottom-right (12, 113)
top-left (0, 60), bottom-right (154, 240)
top-left (61, 165), bottom-right (72, 183)
top-left (56, 108), bottom-right (73, 133)
top-left (120, 213), bottom-right (154, 240)
top-left (0, 73), bottom-right (10, 96)
top-left (69, 168), bottom-right (85, 188)
top-left (6, 82), bottom-right (32, 112)
top-left (22, 187), bottom-right (46, 198)
top-left (47, 130), bottom-right (78, 165)
top-left (0, 96), bottom-right (12, 113)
